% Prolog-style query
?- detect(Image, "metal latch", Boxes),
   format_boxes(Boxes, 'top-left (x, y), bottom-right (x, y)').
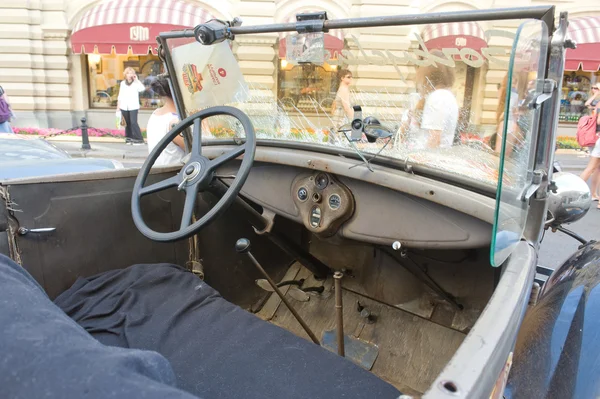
top-left (519, 170), bottom-right (544, 202)
top-left (527, 79), bottom-right (557, 109)
top-left (18, 227), bottom-right (56, 236)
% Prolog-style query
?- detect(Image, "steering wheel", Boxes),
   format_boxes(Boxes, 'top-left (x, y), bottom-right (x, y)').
top-left (131, 106), bottom-right (256, 242)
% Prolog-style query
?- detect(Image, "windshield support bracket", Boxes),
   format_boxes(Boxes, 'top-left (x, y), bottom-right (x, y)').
top-left (529, 79), bottom-right (557, 109)
top-left (296, 11), bottom-right (328, 34)
top-left (519, 169), bottom-right (545, 202)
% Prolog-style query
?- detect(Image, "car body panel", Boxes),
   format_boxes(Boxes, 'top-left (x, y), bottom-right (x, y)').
top-left (505, 240), bottom-right (600, 399)
top-left (0, 134), bottom-right (122, 180)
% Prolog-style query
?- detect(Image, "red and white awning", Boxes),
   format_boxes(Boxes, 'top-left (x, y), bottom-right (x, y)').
top-left (71, 0), bottom-right (215, 55)
top-left (565, 16), bottom-right (600, 72)
top-left (277, 10), bottom-right (345, 59)
top-left (421, 21), bottom-right (487, 53)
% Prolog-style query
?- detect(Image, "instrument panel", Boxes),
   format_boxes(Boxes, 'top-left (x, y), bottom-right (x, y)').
top-left (216, 159), bottom-right (493, 249)
top-left (292, 172), bottom-right (355, 237)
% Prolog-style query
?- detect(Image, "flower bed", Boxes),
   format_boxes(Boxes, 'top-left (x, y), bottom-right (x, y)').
top-left (13, 126), bottom-right (330, 142)
top-left (211, 126), bottom-right (330, 142)
top-left (556, 135), bottom-right (581, 149)
top-left (13, 127), bottom-right (148, 138)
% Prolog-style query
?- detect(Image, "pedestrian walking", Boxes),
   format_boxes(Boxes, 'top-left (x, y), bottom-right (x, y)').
top-left (117, 67), bottom-right (145, 145)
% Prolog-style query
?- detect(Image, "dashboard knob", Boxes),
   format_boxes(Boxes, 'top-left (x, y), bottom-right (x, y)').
top-left (235, 238), bottom-right (251, 253)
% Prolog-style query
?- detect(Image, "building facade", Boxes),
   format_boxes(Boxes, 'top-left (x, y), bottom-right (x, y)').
top-left (1, 0), bottom-right (598, 134)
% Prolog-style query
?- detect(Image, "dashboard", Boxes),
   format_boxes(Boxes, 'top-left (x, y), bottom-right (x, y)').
top-left (218, 158), bottom-right (494, 250)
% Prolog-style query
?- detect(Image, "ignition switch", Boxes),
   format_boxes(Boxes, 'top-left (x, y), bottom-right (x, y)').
top-left (309, 206), bottom-right (322, 228)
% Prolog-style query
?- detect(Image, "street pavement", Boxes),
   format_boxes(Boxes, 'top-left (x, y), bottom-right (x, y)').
top-left (50, 139), bottom-right (597, 270)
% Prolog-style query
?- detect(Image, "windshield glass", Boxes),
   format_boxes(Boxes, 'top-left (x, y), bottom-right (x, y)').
top-left (492, 19), bottom-right (548, 267)
top-left (162, 14), bottom-right (546, 190)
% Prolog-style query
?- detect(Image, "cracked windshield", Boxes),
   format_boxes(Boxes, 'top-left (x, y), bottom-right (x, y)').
top-left (166, 18), bottom-right (540, 189)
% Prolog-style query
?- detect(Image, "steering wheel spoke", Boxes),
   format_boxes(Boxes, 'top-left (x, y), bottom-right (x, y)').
top-left (192, 118), bottom-right (202, 155)
top-left (180, 182), bottom-right (200, 230)
top-left (140, 175), bottom-right (180, 196)
top-left (209, 146), bottom-right (246, 170)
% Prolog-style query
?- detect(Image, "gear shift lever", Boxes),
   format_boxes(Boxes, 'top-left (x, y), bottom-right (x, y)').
top-left (235, 238), bottom-right (320, 344)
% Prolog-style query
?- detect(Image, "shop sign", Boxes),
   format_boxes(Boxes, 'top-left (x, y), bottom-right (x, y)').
top-left (130, 26), bottom-right (150, 42)
top-left (455, 37), bottom-right (467, 47)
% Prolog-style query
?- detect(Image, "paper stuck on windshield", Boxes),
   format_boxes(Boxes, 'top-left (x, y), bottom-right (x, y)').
top-left (172, 41), bottom-right (248, 111)
top-left (286, 33), bottom-right (325, 64)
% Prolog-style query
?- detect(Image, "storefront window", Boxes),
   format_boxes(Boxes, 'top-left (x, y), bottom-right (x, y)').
top-left (87, 52), bottom-right (164, 109)
top-left (560, 71), bottom-right (600, 123)
top-left (277, 60), bottom-right (340, 113)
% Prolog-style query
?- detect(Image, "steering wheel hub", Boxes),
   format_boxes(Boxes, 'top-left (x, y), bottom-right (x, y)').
top-left (184, 161), bottom-right (202, 179)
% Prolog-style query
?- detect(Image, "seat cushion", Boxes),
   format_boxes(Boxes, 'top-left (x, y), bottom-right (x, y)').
top-left (55, 263), bottom-right (401, 399)
top-left (0, 254), bottom-right (200, 399)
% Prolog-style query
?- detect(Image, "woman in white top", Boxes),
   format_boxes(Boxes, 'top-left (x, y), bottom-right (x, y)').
top-left (117, 67), bottom-right (145, 145)
top-left (331, 69), bottom-right (353, 128)
top-left (401, 59), bottom-right (458, 150)
top-left (146, 75), bottom-right (186, 166)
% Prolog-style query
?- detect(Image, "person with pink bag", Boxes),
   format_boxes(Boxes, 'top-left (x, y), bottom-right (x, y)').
top-left (578, 83), bottom-right (600, 207)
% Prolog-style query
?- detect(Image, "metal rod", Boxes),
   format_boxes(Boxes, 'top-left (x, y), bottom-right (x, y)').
top-left (246, 251), bottom-right (320, 345)
top-left (536, 12), bottom-right (567, 175)
top-left (158, 28), bottom-right (197, 40)
top-left (80, 117), bottom-right (91, 150)
top-left (159, 6), bottom-right (553, 40)
top-left (382, 248), bottom-right (463, 310)
top-left (266, 234), bottom-right (330, 280)
top-left (555, 226), bottom-right (588, 245)
top-left (333, 271), bottom-right (345, 357)
top-left (320, 6), bottom-right (553, 31)
top-left (209, 179), bottom-right (331, 279)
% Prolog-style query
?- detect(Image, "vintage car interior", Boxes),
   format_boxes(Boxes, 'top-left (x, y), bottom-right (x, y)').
top-left (0, 5), bottom-right (580, 399)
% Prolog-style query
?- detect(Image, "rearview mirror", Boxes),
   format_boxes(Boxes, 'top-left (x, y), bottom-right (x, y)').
top-left (546, 172), bottom-right (592, 228)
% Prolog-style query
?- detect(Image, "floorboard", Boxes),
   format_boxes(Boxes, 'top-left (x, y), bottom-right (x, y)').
top-left (265, 267), bottom-right (466, 394)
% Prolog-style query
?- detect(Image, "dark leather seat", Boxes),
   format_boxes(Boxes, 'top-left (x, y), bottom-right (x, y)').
top-left (55, 263), bottom-right (401, 399)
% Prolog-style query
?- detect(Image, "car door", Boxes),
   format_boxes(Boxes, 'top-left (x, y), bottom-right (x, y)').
top-left (1, 168), bottom-right (188, 299)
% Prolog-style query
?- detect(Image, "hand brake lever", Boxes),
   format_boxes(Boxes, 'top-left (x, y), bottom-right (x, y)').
top-left (236, 238), bottom-right (320, 344)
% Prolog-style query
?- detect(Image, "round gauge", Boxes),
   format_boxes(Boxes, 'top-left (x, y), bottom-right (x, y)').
top-left (328, 194), bottom-right (341, 210)
top-left (315, 173), bottom-right (329, 190)
top-left (297, 187), bottom-right (308, 202)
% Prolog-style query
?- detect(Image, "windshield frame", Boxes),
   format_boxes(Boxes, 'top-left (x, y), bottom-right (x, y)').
top-left (156, 5), bottom-right (556, 193)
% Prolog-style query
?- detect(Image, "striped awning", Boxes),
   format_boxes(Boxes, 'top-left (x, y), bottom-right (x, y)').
top-left (565, 17), bottom-right (600, 72)
top-left (71, 0), bottom-right (215, 55)
top-left (277, 10), bottom-right (345, 59)
top-left (421, 22), bottom-right (487, 53)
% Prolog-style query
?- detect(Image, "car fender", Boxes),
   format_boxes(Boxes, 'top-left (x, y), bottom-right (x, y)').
top-left (504, 240), bottom-right (600, 399)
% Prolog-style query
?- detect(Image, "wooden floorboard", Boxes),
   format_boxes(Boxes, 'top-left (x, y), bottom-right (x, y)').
top-left (256, 261), bottom-right (302, 320)
top-left (268, 270), bottom-right (466, 395)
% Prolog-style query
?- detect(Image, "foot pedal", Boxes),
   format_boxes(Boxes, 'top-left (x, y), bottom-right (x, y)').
top-left (255, 278), bottom-right (304, 292)
top-left (288, 286), bottom-right (310, 302)
top-left (321, 330), bottom-right (379, 370)
top-left (288, 285), bottom-right (326, 302)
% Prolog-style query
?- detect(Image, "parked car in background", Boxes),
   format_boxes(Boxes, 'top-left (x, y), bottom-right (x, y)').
top-left (0, 133), bottom-right (123, 180)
